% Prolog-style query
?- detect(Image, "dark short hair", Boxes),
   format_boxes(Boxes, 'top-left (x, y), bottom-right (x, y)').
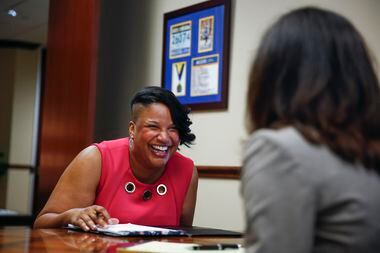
top-left (247, 7), bottom-right (380, 170)
top-left (130, 86), bottom-right (195, 147)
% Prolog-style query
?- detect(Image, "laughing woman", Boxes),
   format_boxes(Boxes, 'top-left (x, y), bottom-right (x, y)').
top-left (34, 86), bottom-right (198, 231)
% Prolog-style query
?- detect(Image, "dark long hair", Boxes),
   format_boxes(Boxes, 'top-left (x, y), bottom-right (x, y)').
top-left (247, 7), bottom-right (380, 170)
top-left (131, 86), bottom-right (195, 147)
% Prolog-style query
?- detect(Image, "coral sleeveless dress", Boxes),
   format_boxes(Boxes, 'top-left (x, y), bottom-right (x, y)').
top-left (93, 138), bottom-right (193, 226)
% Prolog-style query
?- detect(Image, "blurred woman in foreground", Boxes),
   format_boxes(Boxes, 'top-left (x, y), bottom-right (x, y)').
top-left (242, 7), bottom-right (380, 253)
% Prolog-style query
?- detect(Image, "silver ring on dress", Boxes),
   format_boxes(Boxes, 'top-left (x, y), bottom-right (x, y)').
top-left (156, 184), bottom-right (167, 196)
top-left (124, 182), bottom-right (135, 193)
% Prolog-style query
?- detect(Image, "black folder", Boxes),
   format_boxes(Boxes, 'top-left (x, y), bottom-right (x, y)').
top-left (167, 226), bottom-right (242, 237)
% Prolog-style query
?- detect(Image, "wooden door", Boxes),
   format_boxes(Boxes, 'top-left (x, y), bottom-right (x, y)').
top-left (35, 0), bottom-right (100, 215)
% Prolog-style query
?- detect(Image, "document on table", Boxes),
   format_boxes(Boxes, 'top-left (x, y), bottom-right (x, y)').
top-left (66, 223), bottom-right (186, 237)
top-left (117, 241), bottom-right (245, 253)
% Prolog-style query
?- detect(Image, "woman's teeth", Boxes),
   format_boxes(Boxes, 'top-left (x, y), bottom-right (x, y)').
top-left (152, 145), bottom-right (168, 152)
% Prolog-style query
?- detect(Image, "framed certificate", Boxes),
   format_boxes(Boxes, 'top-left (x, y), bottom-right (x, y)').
top-left (162, 0), bottom-right (231, 111)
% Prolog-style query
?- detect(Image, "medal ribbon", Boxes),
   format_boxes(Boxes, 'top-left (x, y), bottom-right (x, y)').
top-left (175, 62), bottom-right (185, 81)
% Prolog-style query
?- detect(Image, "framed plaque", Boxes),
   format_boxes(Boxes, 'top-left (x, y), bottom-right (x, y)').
top-left (162, 0), bottom-right (231, 110)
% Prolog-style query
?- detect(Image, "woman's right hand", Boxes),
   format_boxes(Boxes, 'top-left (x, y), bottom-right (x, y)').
top-left (65, 205), bottom-right (112, 231)
top-left (33, 146), bottom-right (120, 230)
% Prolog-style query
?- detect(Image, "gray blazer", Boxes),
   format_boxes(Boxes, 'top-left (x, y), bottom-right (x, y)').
top-left (241, 127), bottom-right (380, 253)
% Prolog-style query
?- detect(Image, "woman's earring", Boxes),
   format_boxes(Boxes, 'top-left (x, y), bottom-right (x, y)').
top-left (129, 136), bottom-right (134, 149)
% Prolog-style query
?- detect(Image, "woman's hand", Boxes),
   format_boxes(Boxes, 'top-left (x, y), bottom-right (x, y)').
top-left (65, 205), bottom-right (114, 231)
top-left (33, 147), bottom-right (120, 230)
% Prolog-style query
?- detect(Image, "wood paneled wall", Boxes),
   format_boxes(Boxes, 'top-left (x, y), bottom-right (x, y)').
top-left (35, 0), bottom-right (100, 215)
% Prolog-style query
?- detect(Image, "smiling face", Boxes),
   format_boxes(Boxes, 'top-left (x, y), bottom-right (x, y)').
top-left (129, 103), bottom-right (180, 174)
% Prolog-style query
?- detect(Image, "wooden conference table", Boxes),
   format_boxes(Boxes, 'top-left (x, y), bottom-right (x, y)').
top-left (0, 226), bottom-right (244, 253)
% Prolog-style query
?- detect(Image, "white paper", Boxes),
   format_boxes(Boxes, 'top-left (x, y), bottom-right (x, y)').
top-left (191, 54), bottom-right (219, 97)
top-left (96, 223), bottom-right (177, 233)
top-left (67, 223), bottom-right (182, 236)
top-left (120, 241), bottom-right (244, 253)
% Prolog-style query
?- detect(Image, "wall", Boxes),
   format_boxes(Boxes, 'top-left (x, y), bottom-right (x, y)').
top-left (96, 0), bottom-right (153, 141)
top-left (97, 0), bottom-right (380, 231)
top-left (0, 48), bottom-right (40, 213)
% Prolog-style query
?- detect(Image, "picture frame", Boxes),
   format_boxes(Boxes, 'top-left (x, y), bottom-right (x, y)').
top-left (162, 0), bottom-right (231, 111)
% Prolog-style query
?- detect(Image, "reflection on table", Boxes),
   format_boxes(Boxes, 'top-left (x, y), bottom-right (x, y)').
top-left (0, 227), bottom-right (244, 253)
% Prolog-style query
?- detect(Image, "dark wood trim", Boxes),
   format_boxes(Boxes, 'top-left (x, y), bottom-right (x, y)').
top-left (0, 215), bottom-right (34, 227)
top-left (0, 40), bottom-right (40, 50)
top-left (2, 164), bottom-right (35, 172)
top-left (196, 165), bottom-right (240, 179)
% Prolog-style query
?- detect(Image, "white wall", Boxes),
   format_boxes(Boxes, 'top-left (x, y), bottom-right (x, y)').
top-left (5, 48), bottom-right (40, 214)
top-left (97, 0), bottom-right (380, 231)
